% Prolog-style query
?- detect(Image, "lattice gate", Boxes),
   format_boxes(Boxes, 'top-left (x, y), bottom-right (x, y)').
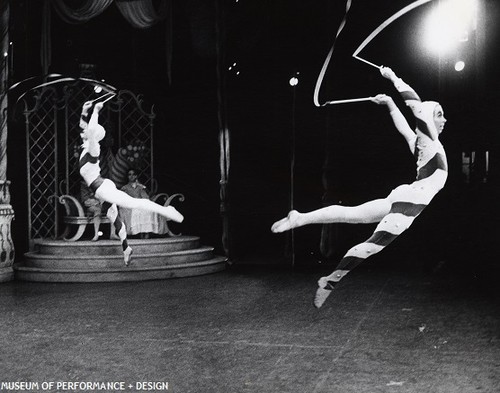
top-left (22, 82), bottom-right (155, 248)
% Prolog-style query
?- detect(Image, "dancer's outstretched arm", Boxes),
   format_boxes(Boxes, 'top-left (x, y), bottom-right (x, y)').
top-left (380, 66), bottom-right (421, 103)
top-left (371, 94), bottom-right (416, 152)
top-left (80, 101), bottom-right (92, 129)
top-left (380, 66), bottom-right (439, 141)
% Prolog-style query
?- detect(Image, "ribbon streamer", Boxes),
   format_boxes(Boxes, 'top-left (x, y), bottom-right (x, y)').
top-left (313, 0), bottom-right (353, 107)
top-left (352, 0), bottom-right (435, 67)
top-left (8, 74), bottom-right (64, 92)
top-left (11, 75), bottom-right (117, 105)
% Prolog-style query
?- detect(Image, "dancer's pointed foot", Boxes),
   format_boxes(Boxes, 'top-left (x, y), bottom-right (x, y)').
top-left (271, 210), bottom-right (301, 233)
top-left (164, 205), bottom-right (184, 223)
top-left (313, 277), bottom-right (335, 308)
top-left (124, 246), bottom-right (133, 266)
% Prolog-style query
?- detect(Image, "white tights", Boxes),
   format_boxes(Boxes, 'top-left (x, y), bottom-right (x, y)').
top-left (95, 179), bottom-right (183, 222)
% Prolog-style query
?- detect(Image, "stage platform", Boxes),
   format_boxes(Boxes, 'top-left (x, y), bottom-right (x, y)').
top-left (15, 236), bottom-right (227, 282)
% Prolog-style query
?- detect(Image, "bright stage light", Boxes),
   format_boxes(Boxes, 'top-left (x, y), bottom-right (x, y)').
top-left (454, 60), bottom-right (465, 71)
top-left (289, 77), bottom-right (299, 87)
top-left (423, 0), bottom-right (477, 55)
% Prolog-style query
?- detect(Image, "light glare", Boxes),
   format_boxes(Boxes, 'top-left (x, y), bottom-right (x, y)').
top-left (423, 0), bottom-right (477, 55)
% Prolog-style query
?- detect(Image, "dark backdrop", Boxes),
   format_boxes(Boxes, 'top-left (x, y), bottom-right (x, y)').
top-left (7, 0), bottom-right (500, 268)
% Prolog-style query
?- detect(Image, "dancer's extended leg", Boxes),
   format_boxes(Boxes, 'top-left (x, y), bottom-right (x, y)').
top-left (96, 180), bottom-right (184, 223)
top-left (103, 202), bottom-right (133, 266)
top-left (313, 198), bottom-right (422, 308)
top-left (314, 241), bottom-right (386, 309)
top-left (271, 198), bottom-right (391, 233)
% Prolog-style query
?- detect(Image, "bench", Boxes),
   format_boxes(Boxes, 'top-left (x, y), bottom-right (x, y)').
top-left (55, 193), bottom-right (185, 241)
top-left (55, 195), bottom-right (111, 241)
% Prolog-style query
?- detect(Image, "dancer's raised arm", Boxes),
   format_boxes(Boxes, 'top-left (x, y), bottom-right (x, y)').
top-left (371, 93), bottom-right (416, 151)
top-left (380, 66), bottom-right (440, 140)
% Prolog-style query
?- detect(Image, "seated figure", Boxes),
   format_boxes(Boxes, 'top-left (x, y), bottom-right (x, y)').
top-left (119, 169), bottom-right (168, 238)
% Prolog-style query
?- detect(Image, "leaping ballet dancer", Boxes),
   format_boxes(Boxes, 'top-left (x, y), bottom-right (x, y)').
top-left (271, 66), bottom-right (448, 308)
top-left (79, 99), bottom-right (184, 266)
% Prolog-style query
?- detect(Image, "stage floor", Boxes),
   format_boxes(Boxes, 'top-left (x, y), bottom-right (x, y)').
top-left (0, 259), bottom-right (499, 393)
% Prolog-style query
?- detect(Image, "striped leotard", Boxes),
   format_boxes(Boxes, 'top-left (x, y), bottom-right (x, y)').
top-left (79, 150), bottom-right (105, 192)
top-left (78, 114), bottom-right (130, 260)
top-left (332, 79), bottom-right (448, 276)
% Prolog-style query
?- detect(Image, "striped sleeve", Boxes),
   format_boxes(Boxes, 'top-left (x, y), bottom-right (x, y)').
top-left (393, 77), bottom-right (421, 103)
top-left (392, 77), bottom-right (437, 140)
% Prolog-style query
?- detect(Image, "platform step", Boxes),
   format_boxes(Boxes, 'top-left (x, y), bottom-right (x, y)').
top-left (16, 236), bottom-right (227, 282)
top-left (34, 236), bottom-right (200, 256)
top-left (23, 246), bottom-right (215, 269)
top-left (14, 257), bottom-right (227, 282)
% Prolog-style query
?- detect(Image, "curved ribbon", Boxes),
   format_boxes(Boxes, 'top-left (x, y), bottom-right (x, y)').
top-left (353, 0), bottom-right (435, 66)
top-left (313, 0), bottom-right (353, 107)
top-left (13, 76), bottom-right (117, 105)
top-left (8, 74), bottom-right (64, 92)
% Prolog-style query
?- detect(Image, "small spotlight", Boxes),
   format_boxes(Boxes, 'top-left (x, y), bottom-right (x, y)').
top-left (94, 85), bottom-right (102, 93)
top-left (289, 77), bottom-right (299, 87)
top-left (3, 52), bottom-right (7, 57)
top-left (454, 60), bottom-right (465, 71)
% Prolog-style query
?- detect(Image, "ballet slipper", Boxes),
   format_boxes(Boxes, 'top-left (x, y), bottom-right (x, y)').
top-left (271, 210), bottom-right (300, 233)
top-left (123, 247), bottom-right (133, 266)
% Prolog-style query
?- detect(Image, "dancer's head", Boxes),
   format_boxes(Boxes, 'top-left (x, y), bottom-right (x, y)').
top-left (421, 101), bottom-right (446, 135)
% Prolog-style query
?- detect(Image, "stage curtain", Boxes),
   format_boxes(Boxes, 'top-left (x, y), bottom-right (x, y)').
top-left (115, 0), bottom-right (172, 83)
top-left (115, 0), bottom-right (167, 29)
top-left (41, 0), bottom-right (172, 81)
top-left (51, 0), bottom-right (114, 23)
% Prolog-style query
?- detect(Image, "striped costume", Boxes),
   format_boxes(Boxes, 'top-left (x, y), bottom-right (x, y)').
top-left (322, 77), bottom-right (448, 291)
top-left (79, 106), bottom-right (131, 264)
